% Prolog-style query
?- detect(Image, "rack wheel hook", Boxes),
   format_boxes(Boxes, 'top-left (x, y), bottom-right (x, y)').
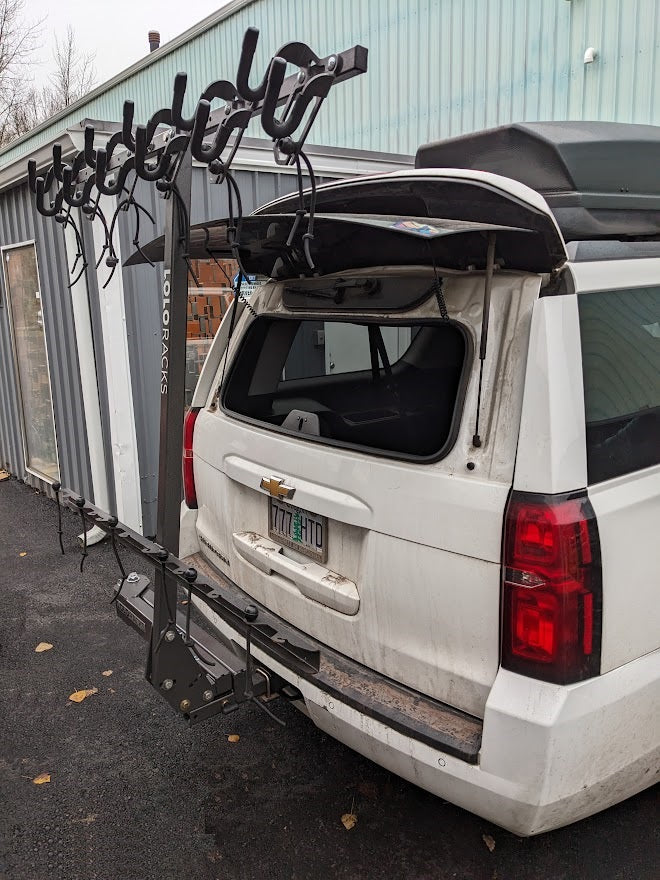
top-left (52, 481), bottom-right (65, 555)
top-left (74, 496), bottom-right (88, 573)
top-left (109, 515), bottom-right (128, 604)
top-left (182, 567), bottom-right (197, 645)
top-left (153, 547), bottom-right (177, 654)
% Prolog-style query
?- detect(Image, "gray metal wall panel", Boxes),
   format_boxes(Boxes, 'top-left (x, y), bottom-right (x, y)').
top-left (116, 178), bottom-right (166, 536)
top-left (0, 182), bottom-right (92, 498)
top-left (118, 166), bottom-right (330, 536)
top-left (3, 0), bottom-right (659, 166)
top-left (0, 266), bottom-right (24, 475)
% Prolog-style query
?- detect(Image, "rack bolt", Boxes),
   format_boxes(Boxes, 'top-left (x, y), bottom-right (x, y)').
top-left (127, 572), bottom-right (140, 583)
top-left (297, 70), bottom-right (306, 84)
top-left (180, 699), bottom-right (191, 712)
top-left (162, 678), bottom-right (174, 691)
top-left (203, 689), bottom-right (214, 702)
top-left (327, 55), bottom-right (337, 71)
top-left (165, 630), bottom-right (176, 642)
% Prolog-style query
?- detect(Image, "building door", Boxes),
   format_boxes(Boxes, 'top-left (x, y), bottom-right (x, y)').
top-left (3, 243), bottom-right (59, 481)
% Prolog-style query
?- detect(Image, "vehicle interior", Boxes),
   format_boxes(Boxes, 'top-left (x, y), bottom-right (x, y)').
top-left (223, 314), bottom-right (469, 459)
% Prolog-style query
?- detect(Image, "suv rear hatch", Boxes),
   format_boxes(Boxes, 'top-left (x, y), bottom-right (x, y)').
top-left (189, 171), bottom-right (567, 719)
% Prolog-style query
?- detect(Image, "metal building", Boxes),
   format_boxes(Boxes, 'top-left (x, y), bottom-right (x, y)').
top-left (0, 0), bottom-right (657, 535)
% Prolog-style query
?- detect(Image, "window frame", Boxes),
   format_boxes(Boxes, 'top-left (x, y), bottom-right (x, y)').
top-left (1, 239), bottom-right (60, 484)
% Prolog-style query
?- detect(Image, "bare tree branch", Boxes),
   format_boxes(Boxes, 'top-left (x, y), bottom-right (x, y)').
top-left (47, 25), bottom-right (96, 111)
top-left (0, 7), bottom-right (95, 147)
top-left (0, 0), bottom-right (43, 144)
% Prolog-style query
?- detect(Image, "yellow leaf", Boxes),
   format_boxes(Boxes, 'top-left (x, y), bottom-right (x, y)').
top-left (341, 813), bottom-right (358, 831)
top-left (101, 670), bottom-right (113, 677)
top-left (68, 687), bottom-right (98, 703)
top-left (482, 834), bottom-right (496, 853)
top-left (33, 773), bottom-right (51, 785)
top-left (227, 734), bottom-right (240, 743)
top-left (19, 551), bottom-right (27, 557)
top-left (35, 642), bottom-right (53, 653)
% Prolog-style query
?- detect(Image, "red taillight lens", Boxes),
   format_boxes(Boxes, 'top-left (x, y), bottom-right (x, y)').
top-left (501, 492), bottom-right (601, 684)
top-left (182, 407), bottom-right (201, 509)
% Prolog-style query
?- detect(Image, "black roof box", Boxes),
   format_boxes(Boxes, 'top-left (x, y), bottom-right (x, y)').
top-left (415, 122), bottom-right (660, 241)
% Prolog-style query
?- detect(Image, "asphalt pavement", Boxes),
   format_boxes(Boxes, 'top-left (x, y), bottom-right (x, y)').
top-left (0, 478), bottom-right (657, 880)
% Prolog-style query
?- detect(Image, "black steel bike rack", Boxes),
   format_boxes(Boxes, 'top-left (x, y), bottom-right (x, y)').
top-left (30, 28), bottom-right (367, 726)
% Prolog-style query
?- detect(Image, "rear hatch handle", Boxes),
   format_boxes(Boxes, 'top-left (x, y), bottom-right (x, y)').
top-left (233, 531), bottom-right (360, 615)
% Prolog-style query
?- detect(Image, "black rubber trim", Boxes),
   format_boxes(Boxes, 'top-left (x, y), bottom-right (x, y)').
top-left (126, 554), bottom-right (484, 763)
top-left (219, 312), bottom-right (474, 466)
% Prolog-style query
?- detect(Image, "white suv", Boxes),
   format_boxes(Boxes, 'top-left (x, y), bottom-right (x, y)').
top-left (178, 123), bottom-right (660, 835)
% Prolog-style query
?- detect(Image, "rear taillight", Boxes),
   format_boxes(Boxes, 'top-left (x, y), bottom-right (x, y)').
top-left (501, 491), bottom-right (602, 684)
top-left (182, 407), bottom-right (201, 509)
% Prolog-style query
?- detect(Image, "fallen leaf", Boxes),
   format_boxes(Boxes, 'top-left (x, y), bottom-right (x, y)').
top-left (32, 773), bottom-right (51, 785)
top-left (341, 813), bottom-right (358, 831)
top-left (108, 688), bottom-right (116, 694)
top-left (0, 470), bottom-right (9, 481)
top-left (227, 734), bottom-right (240, 743)
top-left (68, 687), bottom-right (98, 703)
top-left (77, 814), bottom-right (97, 825)
top-left (482, 834), bottom-right (496, 853)
top-left (101, 669), bottom-right (113, 677)
top-left (35, 642), bottom-right (53, 653)
top-left (180, 599), bottom-right (189, 605)
top-left (19, 551), bottom-right (27, 557)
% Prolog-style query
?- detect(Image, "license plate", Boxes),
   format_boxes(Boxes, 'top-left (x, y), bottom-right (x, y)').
top-left (268, 498), bottom-right (327, 563)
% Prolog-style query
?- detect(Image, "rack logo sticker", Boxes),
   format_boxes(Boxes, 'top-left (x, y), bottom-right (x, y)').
top-left (161, 269), bottom-right (170, 395)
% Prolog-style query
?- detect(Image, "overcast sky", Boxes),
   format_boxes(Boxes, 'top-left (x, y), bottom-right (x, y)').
top-left (27, 0), bottom-right (233, 90)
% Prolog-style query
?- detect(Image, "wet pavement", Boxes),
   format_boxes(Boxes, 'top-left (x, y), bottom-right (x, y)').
top-left (0, 478), bottom-right (657, 880)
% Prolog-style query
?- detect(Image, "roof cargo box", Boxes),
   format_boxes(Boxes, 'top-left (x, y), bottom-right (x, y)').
top-left (415, 122), bottom-right (660, 242)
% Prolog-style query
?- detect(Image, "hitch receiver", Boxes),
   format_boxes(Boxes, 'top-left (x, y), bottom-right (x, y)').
top-left (58, 492), bottom-right (320, 726)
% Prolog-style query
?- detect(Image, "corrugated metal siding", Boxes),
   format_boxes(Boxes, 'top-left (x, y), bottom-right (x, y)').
top-left (0, 264), bottom-right (23, 476)
top-left (0, 184), bottom-right (92, 496)
top-left (1, 0), bottom-right (658, 166)
top-left (117, 166), bottom-right (331, 536)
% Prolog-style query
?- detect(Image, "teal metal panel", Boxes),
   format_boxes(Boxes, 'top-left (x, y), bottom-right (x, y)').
top-left (2, 0), bottom-right (659, 165)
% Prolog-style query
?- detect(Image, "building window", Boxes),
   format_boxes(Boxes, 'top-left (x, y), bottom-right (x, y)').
top-left (3, 243), bottom-right (59, 481)
top-left (185, 257), bottom-right (238, 405)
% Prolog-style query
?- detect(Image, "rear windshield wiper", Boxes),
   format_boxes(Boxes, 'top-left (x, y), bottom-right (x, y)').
top-left (285, 277), bottom-right (379, 304)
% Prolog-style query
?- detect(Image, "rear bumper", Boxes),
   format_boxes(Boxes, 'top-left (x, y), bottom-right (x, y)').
top-left (189, 553), bottom-right (659, 836)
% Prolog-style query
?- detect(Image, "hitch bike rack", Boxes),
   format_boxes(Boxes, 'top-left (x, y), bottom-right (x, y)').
top-left (30, 27), bottom-right (367, 727)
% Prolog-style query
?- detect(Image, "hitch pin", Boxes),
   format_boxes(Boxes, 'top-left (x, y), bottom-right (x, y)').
top-left (243, 605), bottom-right (286, 727)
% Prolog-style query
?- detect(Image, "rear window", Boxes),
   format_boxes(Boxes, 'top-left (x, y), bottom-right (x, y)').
top-left (223, 317), bottom-right (469, 460)
top-left (579, 286), bottom-right (660, 483)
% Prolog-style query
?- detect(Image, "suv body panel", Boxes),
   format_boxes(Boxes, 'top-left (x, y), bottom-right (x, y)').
top-left (193, 270), bottom-right (538, 718)
top-left (180, 168), bottom-right (659, 832)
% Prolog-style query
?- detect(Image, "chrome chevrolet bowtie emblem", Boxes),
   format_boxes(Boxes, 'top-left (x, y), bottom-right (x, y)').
top-left (260, 476), bottom-right (296, 500)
